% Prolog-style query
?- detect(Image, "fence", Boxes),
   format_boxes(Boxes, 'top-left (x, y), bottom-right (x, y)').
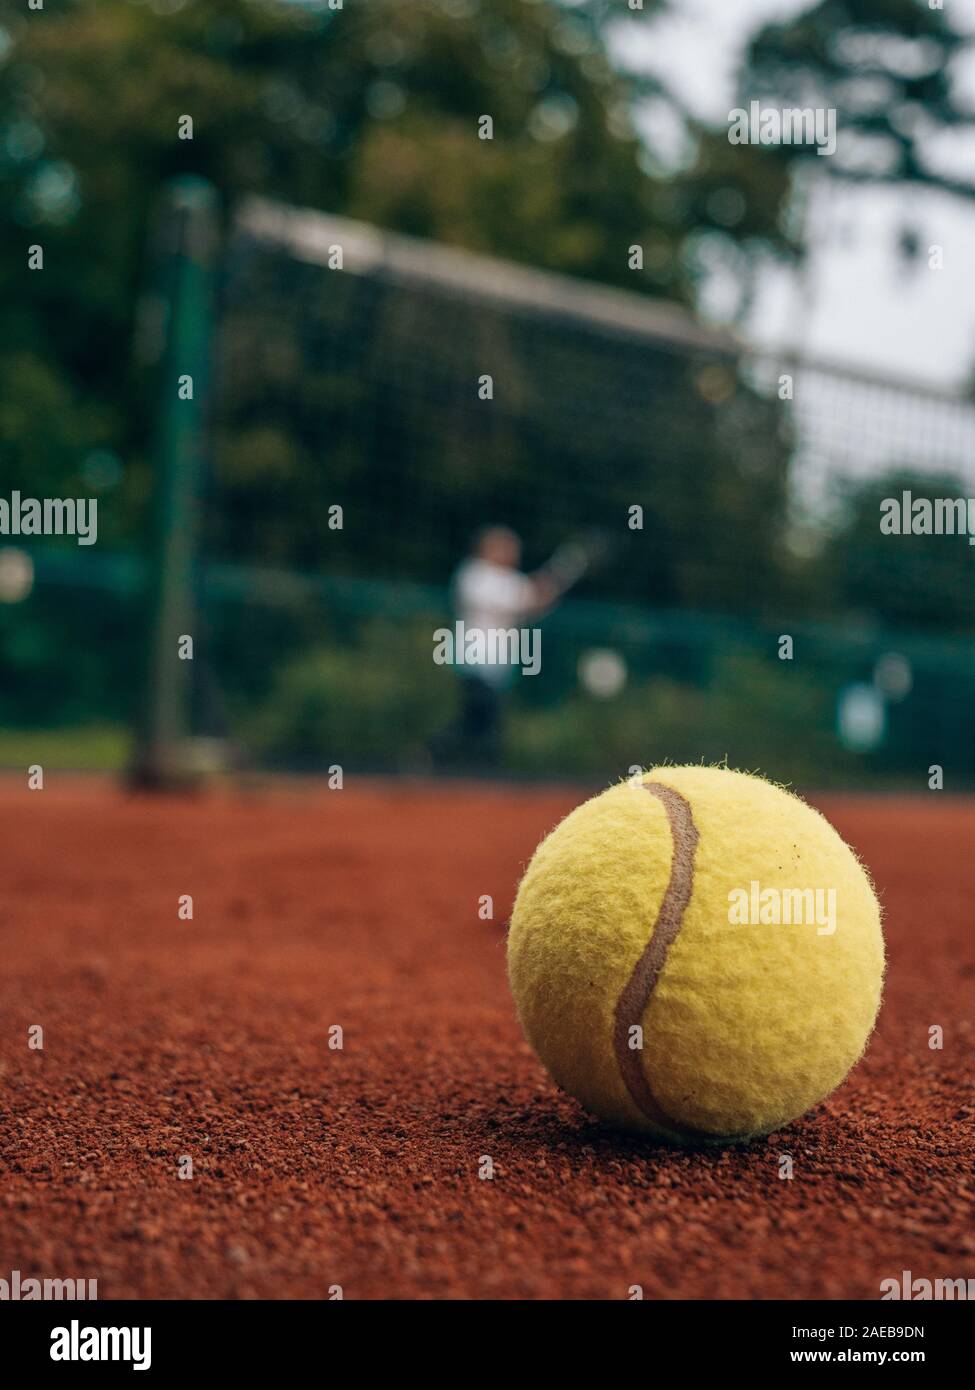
top-left (4, 190), bottom-right (974, 785)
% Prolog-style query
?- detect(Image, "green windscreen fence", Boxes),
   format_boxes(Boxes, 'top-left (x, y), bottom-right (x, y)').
top-left (4, 192), bottom-right (975, 784)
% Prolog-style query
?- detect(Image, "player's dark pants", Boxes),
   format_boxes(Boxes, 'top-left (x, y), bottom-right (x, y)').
top-left (431, 672), bottom-right (503, 768)
top-left (459, 672), bottom-right (502, 763)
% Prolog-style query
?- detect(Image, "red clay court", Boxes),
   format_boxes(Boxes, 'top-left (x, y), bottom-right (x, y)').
top-left (0, 777), bottom-right (971, 1299)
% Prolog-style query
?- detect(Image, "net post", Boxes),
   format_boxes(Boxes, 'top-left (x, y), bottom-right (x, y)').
top-left (129, 176), bottom-right (218, 788)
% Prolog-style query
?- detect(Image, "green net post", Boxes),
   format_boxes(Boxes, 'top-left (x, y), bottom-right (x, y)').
top-left (130, 176), bottom-right (218, 788)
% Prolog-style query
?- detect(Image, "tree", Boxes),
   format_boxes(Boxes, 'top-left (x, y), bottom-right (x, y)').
top-left (1, 0), bottom-right (969, 559)
top-left (830, 469), bottom-right (975, 631)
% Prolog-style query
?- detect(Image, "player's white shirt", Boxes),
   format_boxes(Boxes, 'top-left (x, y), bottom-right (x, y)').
top-left (452, 558), bottom-right (535, 683)
top-left (453, 558), bottom-right (534, 629)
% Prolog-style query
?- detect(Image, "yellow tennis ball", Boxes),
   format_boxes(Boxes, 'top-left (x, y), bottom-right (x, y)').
top-left (507, 766), bottom-right (884, 1143)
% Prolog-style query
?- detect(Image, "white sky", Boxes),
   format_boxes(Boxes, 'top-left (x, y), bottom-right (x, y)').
top-left (610, 0), bottom-right (975, 390)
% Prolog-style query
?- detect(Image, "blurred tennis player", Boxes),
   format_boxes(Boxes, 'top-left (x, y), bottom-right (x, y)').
top-left (432, 525), bottom-right (597, 767)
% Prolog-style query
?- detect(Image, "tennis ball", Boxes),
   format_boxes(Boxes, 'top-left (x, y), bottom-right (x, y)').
top-left (507, 766), bottom-right (884, 1143)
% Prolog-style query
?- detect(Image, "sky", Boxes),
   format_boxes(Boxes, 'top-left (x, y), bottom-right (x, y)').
top-left (611, 0), bottom-right (975, 391)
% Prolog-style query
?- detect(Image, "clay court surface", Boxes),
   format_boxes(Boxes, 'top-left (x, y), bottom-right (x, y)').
top-left (0, 776), bottom-right (971, 1300)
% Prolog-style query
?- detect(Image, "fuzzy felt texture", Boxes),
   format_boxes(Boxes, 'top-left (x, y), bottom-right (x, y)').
top-left (507, 766), bottom-right (885, 1142)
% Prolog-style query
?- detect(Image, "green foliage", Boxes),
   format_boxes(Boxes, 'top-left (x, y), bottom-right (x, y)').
top-left (0, 723), bottom-right (128, 771)
top-left (829, 469), bottom-right (975, 631)
top-left (245, 622), bottom-right (455, 764)
top-left (3, 0), bottom-right (967, 515)
top-left (507, 646), bottom-right (850, 782)
top-left (743, 0), bottom-right (974, 200)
